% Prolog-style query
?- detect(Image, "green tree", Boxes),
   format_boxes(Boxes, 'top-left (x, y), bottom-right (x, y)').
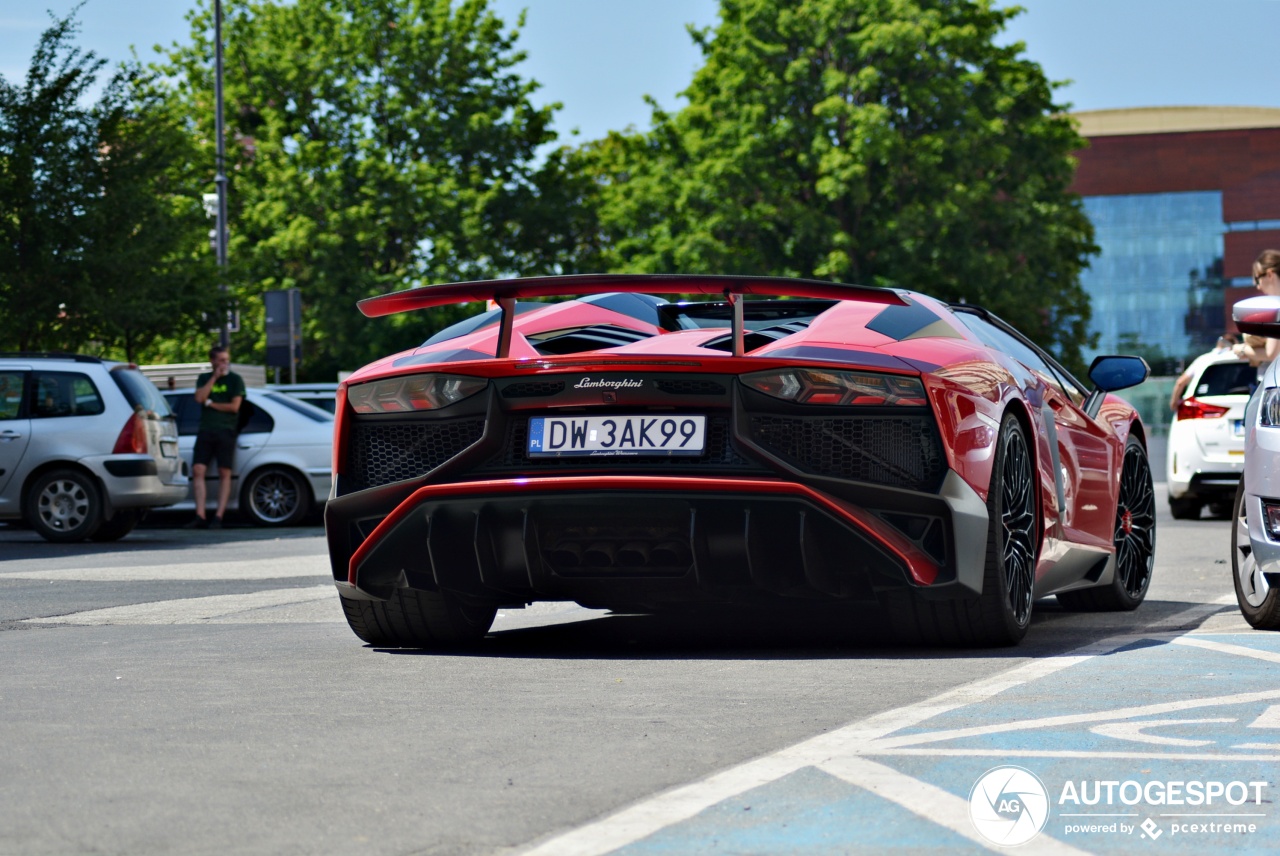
top-left (583, 0), bottom-right (1097, 372)
top-left (163, 0), bottom-right (588, 380)
top-left (0, 9), bottom-right (212, 360)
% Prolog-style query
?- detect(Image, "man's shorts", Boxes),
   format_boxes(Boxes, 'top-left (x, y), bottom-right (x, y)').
top-left (192, 428), bottom-right (237, 471)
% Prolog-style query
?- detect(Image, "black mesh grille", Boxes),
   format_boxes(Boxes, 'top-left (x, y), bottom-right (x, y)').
top-left (348, 417), bottom-right (485, 488)
top-left (478, 415), bottom-right (762, 472)
top-left (749, 414), bottom-right (945, 490)
top-left (502, 381), bottom-right (565, 398)
top-left (655, 379), bottom-right (727, 396)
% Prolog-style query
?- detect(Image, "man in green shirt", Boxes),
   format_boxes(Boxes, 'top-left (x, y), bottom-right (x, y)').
top-left (187, 346), bottom-right (245, 528)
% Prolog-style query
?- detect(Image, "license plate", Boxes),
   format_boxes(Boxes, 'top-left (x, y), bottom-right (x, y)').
top-left (160, 441), bottom-right (179, 458)
top-left (528, 415), bottom-right (706, 457)
top-left (1233, 419), bottom-right (1245, 437)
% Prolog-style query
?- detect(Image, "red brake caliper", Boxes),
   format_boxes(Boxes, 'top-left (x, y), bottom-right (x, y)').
top-left (1120, 508), bottom-right (1133, 535)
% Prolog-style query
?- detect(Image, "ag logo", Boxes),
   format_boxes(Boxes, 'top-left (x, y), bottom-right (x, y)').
top-left (969, 765), bottom-right (1050, 846)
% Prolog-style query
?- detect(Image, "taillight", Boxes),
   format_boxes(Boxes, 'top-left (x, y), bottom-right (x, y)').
top-left (346, 374), bottom-right (486, 414)
top-left (1176, 398), bottom-right (1230, 420)
top-left (112, 412), bottom-right (148, 454)
top-left (741, 368), bottom-right (927, 406)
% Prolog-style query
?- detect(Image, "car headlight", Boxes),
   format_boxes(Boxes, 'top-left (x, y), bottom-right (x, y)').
top-left (741, 368), bottom-right (926, 406)
top-left (1260, 388), bottom-right (1280, 427)
top-left (346, 374), bottom-right (486, 413)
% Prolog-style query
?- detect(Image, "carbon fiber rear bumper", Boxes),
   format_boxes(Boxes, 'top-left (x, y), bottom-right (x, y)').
top-left (325, 471), bottom-right (989, 608)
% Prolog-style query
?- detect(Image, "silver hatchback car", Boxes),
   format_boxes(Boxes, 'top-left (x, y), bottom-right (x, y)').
top-left (0, 353), bottom-right (188, 541)
top-left (1230, 297), bottom-right (1280, 628)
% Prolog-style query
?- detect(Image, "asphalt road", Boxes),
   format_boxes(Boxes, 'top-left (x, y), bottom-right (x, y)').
top-left (0, 487), bottom-right (1268, 856)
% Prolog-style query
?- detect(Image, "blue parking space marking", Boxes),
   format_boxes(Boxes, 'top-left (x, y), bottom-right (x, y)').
top-left (888, 632), bottom-right (1280, 742)
top-left (610, 766), bottom-right (980, 856)
top-left (523, 610), bottom-right (1280, 856)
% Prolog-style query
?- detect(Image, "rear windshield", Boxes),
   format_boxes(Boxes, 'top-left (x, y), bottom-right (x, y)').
top-left (1195, 362), bottom-right (1258, 397)
top-left (264, 391), bottom-right (333, 422)
top-left (111, 367), bottom-right (174, 416)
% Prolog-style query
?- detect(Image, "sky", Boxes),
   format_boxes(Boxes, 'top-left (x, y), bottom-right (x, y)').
top-left (1, 0), bottom-right (1278, 142)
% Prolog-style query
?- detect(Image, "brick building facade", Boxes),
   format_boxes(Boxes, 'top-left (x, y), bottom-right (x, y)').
top-left (1071, 107), bottom-right (1280, 366)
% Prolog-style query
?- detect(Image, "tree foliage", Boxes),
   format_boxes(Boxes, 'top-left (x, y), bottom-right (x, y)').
top-left (0, 10), bottom-right (211, 361)
top-left (581, 0), bottom-right (1097, 371)
top-left (163, 0), bottom-right (591, 379)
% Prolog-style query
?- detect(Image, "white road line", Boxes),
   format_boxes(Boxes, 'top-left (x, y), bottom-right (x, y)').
top-left (877, 748), bottom-right (1280, 761)
top-left (867, 688), bottom-right (1280, 751)
top-left (1172, 635), bottom-right (1280, 664)
top-left (817, 756), bottom-right (1091, 856)
top-left (24, 585), bottom-right (337, 625)
top-left (520, 600), bottom-right (1233, 856)
top-left (1089, 718), bottom-right (1235, 747)
top-left (3, 557), bottom-right (330, 581)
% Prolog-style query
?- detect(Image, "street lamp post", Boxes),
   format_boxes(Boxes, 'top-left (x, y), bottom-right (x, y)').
top-left (214, 0), bottom-right (229, 349)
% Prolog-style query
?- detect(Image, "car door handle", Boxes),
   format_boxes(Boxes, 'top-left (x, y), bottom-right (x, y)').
top-left (0, 429), bottom-right (22, 441)
top-left (238, 443), bottom-right (253, 449)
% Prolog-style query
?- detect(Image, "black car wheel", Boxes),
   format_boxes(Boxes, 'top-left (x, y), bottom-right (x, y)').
top-left (339, 588), bottom-right (497, 648)
top-left (888, 411), bottom-right (1036, 646)
top-left (240, 466), bottom-right (310, 526)
top-left (1168, 496), bottom-right (1202, 520)
top-left (975, 412), bottom-right (1038, 643)
top-left (1058, 436), bottom-right (1155, 611)
top-left (1231, 481), bottom-right (1280, 630)
top-left (91, 508), bottom-right (142, 542)
top-left (26, 469), bottom-right (103, 542)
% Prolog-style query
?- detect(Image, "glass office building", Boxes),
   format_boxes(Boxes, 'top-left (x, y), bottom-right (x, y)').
top-left (1071, 107), bottom-right (1280, 372)
top-left (1079, 191), bottom-right (1224, 366)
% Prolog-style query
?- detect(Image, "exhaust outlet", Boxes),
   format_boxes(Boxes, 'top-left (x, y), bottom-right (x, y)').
top-left (551, 541), bottom-right (583, 568)
top-left (651, 540), bottom-right (691, 567)
top-left (583, 541), bottom-right (616, 567)
top-left (616, 541), bottom-right (650, 567)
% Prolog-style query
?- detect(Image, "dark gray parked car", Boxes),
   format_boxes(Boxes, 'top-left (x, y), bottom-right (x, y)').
top-left (0, 353), bottom-right (188, 541)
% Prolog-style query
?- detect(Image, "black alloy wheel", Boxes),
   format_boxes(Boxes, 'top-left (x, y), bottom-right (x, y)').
top-left (885, 411), bottom-right (1037, 646)
top-left (996, 414), bottom-right (1037, 631)
top-left (1058, 436), bottom-right (1155, 611)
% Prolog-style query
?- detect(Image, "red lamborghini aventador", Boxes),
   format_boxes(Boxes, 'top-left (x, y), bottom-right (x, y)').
top-left (324, 274), bottom-right (1155, 648)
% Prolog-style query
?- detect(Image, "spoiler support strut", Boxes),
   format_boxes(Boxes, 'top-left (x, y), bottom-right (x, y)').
top-left (495, 295), bottom-right (516, 359)
top-left (726, 291), bottom-right (745, 358)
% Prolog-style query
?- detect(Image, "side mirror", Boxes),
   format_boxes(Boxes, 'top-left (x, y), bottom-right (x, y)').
top-left (1083, 355), bottom-right (1150, 419)
top-left (1233, 295), bottom-right (1280, 337)
top-left (1088, 355), bottom-right (1150, 393)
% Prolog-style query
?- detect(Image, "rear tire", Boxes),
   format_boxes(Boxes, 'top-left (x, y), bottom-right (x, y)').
top-left (1231, 481), bottom-right (1280, 630)
top-left (1168, 496), bottom-right (1201, 520)
top-left (26, 469), bottom-right (103, 542)
top-left (1057, 436), bottom-right (1155, 611)
top-left (889, 412), bottom-right (1036, 647)
top-left (240, 466), bottom-right (310, 526)
top-left (339, 588), bottom-right (497, 648)
top-left (91, 508), bottom-right (141, 542)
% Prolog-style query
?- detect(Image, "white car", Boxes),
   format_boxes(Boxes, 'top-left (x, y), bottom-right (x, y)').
top-left (162, 388), bottom-right (332, 526)
top-left (1230, 296), bottom-right (1280, 629)
top-left (266, 382), bottom-right (339, 414)
top-left (1166, 356), bottom-right (1256, 519)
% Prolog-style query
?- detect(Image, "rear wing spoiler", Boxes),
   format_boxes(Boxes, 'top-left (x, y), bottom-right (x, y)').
top-left (357, 273), bottom-right (906, 358)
